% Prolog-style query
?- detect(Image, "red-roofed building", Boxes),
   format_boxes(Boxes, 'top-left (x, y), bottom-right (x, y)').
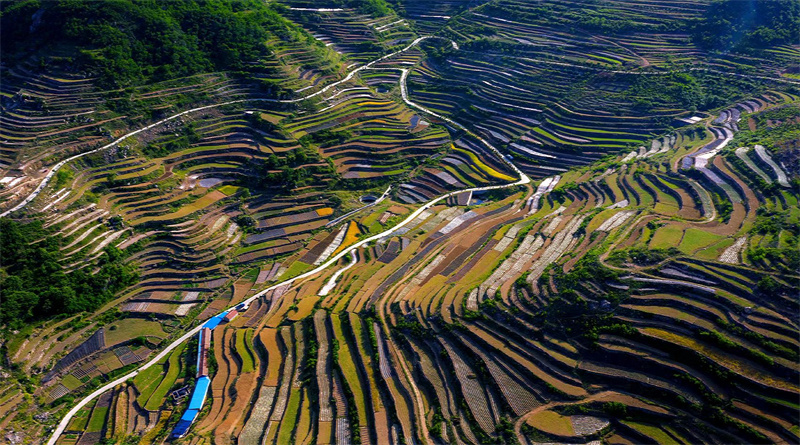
top-left (197, 328), bottom-right (211, 377)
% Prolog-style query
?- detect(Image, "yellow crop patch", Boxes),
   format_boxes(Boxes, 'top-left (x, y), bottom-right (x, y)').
top-left (218, 185), bottom-right (240, 196)
top-left (452, 146), bottom-right (515, 182)
top-left (316, 207), bottom-right (334, 217)
top-left (333, 220), bottom-right (361, 256)
top-left (130, 190), bottom-right (226, 225)
top-left (357, 101), bottom-right (393, 107)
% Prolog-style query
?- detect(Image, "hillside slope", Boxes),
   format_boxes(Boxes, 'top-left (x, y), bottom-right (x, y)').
top-left (0, 1), bottom-right (797, 444)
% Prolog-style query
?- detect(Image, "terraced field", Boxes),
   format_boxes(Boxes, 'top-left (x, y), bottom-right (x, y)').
top-left (0, 1), bottom-right (798, 444)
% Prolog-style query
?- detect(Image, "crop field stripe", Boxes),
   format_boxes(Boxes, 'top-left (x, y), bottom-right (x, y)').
top-left (143, 343), bottom-right (186, 411)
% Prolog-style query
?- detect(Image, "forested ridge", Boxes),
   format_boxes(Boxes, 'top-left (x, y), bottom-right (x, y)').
top-left (0, 0), bottom-right (317, 87)
top-left (0, 219), bottom-right (138, 329)
top-left (692, 0), bottom-right (800, 51)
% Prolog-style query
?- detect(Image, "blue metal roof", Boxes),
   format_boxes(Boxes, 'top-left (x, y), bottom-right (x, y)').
top-left (171, 410), bottom-right (198, 438)
top-left (180, 408), bottom-right (199, 422)
top-left (188, 376), bottom-right (210, 411)
top-left (172, 310), bottom-right (226, 439)
top-left (171, 376), bottom-right (210, 438)
top-left (202, 310), bottom-right (229, 330)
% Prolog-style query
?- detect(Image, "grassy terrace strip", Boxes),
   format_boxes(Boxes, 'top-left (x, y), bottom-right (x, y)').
top-left (44, 33), bottom-right (532, 444)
